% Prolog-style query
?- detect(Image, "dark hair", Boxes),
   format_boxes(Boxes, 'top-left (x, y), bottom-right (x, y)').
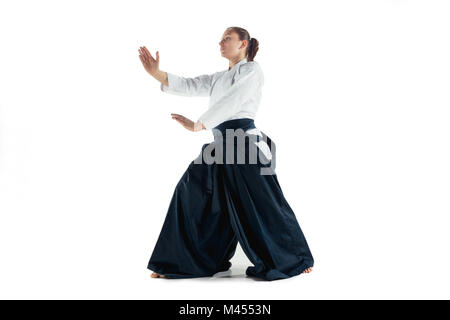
top-left (226, 26), bottom-right (259, 62)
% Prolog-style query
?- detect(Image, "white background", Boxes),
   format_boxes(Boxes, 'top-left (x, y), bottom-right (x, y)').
top-left (1, 0), bottom-right (449, 299)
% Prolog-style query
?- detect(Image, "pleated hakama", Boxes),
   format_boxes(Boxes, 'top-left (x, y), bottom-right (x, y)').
top-left (147, 118), bottom-right (314, 281)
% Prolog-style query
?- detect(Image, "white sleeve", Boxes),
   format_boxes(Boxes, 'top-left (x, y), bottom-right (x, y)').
top-left (197, 63), bottom-right (263, 130)
top-left (160, 72), bottom-right (215, 97)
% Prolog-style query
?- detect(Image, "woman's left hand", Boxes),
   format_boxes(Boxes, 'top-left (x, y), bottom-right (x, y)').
top-left (171, 113), bottom-right (205, 132)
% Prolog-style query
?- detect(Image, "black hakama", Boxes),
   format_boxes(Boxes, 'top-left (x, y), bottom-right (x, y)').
top-left (147, 118), bottom-right (314, 280)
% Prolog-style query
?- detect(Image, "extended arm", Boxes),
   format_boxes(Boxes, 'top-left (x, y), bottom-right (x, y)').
top-left (138, 46), bottom-right (215, 97)
top-left (160, 72), bottom-right (216, 97)
top-left (139, 46), bottom-right (210, 131)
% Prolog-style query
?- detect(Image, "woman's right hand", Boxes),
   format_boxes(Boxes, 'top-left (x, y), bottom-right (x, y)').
top-left (138, 46), bottom-right (159, 76)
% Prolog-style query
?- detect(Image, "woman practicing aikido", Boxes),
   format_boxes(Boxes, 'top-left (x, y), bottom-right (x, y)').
top-left (138, 26), bottom-right (314, 281)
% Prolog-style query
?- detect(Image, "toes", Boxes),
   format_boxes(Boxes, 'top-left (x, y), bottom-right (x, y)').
top-left (302, 267), bottom-right (313, 274)
top-left (151, 272), bottom-right (167, 278)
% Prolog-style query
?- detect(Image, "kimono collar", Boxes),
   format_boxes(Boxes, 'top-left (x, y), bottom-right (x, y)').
top-left (228, 57), bottom-right (248, 71)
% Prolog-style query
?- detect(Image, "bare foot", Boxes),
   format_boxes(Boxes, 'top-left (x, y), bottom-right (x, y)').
top-left (151, 272), bottom-right (167, 278)
top-left (302, 267), bottom-right (313, 274)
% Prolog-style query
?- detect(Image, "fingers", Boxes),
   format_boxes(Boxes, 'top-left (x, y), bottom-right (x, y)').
top-left (174, 118), bottom-right (191, 130)
top-left (171, 113), bottom-right (186, 122)
top-left (174, 118), bottom-right (187, 126)
top-left (138, 46), bottom-right (154, 64)
top-left (138, 47), bottom-right (145, 57)
top-left (138, 47), bottom-right (148, 63)
top-left (142, 46), bottom-right (154, 61)
top-left (172, 114), bottom-right (194, 131)
top-left (171, 113), bottom-right (185, 120)
top-left (138, 47), bottom-right (145, 59)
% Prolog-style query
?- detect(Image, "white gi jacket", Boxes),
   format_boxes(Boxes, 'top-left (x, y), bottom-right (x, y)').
top-left (160, 57), bottom-right (264, 130)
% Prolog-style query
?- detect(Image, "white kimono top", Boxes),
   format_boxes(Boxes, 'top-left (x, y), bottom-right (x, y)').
top-left (160, 57), bottom-right (264, 130)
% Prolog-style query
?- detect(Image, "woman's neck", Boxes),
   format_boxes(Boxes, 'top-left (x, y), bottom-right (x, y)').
top-left (228, 56), bottom-right (247, 70)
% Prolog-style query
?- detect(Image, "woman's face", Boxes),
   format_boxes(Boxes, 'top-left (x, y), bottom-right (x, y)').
top-left (219, 31), bottom-right (246, 59)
